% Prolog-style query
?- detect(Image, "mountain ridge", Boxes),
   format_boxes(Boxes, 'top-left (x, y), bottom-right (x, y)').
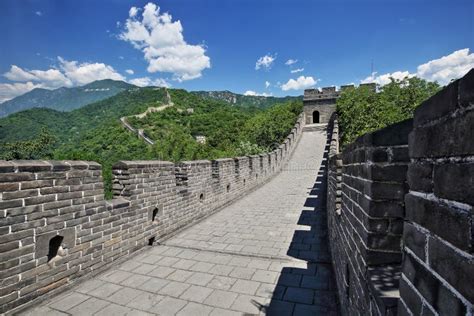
top-left (0, 79), bottom-right (136, 117)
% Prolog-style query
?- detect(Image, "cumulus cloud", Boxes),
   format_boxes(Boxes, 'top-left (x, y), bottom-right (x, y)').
top-left (129, 6), bottom-right (139, 17)
top-left (126, 69), bottom-right (135, 75)
top-left (265, 81), bottom-right (270, 88)
top-left (281, 76), bottom-right (317, 91)
top-left (416, 48), bottom-right (474, 85)
top-left (362, 48), bottom-right (474, 86)
top-left (119, 2), bottom-right (210, 81)
top-left (0, 57), bottom-right (126, 103)
top-left (0, 82), bottom-right (40, 103)
top-left (255, 54), bottom-right (276, 70)
top-left (291, 68), bottom-right (304, 74)
top-left (285, 59), bottom-right (297, 66)
top-left (35, 11), bottom-right (42, 16)
top-left (361, 71), bottom-right (414, 86)
top-left (129, 77), bottom-right (170, 87)
top-left (244, 90), bottom-right (272, 97)
top-left (57, 57), bottom-right (125, 86)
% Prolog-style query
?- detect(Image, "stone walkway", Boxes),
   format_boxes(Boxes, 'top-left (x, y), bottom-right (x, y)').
top-left (21, 127), bottom-right (338, 316)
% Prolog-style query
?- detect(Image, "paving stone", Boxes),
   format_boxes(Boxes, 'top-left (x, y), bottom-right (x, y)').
top-left (140, 278), bottom-right (170, 293)
top-left (209, 308), bottom-right (241, 316)
top-left (121, 274), bottom-right (151, 288)
top-left (229, 267), bottom-right (255, 280)
top-left (126, 309), bottom-right (155, 316)
top-left (180, 285), bottom-right (213, 303)
top-left (75, 279), bottom-right (106, 294)
top-left (203, 290), bottom-right (238, 308)
top-left (88, 282), bottom-right (123, 299)
top-left (207, 276), bottom-right (237, 291)
top-left (96, 303), bottom-right (131, 315)
top-left (173, 259), bottom-right (197, 270)
top-left (23, 306), bottom-right (68, 316)
top-left (48, 292), bottom-right (90, 311)
top-left (126, 292), bottom-right (164, 311)
top-left (100, 270), bottom-right (134, 283)
top-left (230, 294), bottom-right (267, 314)
top-left (67, 297), bottom-right (110, 316)
top-left (283, 287), bottom-right (314, 304)
top-left (148, 266), bottom-right (175, 278)
top-left (252, 270), bottom-right (279, 283)
top-left (176, 302), bottom-right (214, 316)
top-left (265, 299), bottom-right (295, 315)
top-left (107, 287), bottom-right (143, 305)
top-left (158, 281), bottom-right (190, 297)
top-left (189, 261), bottom-right (215, 273)
top-left (185, 272), bottom-right (214, 286)
top-left (230, 279), bottom-right (261, 295)
top-left (211, 264), bottom-right (234, 276)
top-left (149, 297), bottom-right (187, 315)
top-left (167, 270), bottom-right (194, 282)
top-left (134, 263), bottom-right (157, 275)
top-left (256, 283), bottom-right (286, 299)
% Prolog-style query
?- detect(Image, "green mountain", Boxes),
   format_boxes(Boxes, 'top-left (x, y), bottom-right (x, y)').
top-left (0, 79), bottom-right (135, 117)
top-left (0, 86), bottom-right (302, 198)
top-left (0, 87), bottom-right (166, 143)
top-left (192, 90), bottom-right (302, 109)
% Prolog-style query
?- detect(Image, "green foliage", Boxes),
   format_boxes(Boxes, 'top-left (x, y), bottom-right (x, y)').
top-left (1, 87), bottom-right (302, 198)
top-left (0, 128), bottom-right (56, 159)
top-left (337, 77), bottom-right (440, 146)
top-left (241, 101), bottom-right (303, 149)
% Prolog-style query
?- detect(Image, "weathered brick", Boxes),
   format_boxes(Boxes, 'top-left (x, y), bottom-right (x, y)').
top-left (433, 162), bottom-right (474, 205)
top-left (428, 237), bottom-right (474, 303)
top-left (414, 79), bottom-right (459, 126)
top-left (405, 194), bottom-right (472, 251)
top-left (407, 163), bottom-right (433, 193)
top-left (410, 110), bottom-right (474, 158)
top-left (403, 222), bottom-right (427, 261)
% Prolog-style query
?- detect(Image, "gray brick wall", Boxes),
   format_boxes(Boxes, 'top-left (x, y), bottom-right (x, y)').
top-left (398, 70), bottom-right (473, 316)
top-left (327, 69), bottom-right (474, 316)
top-left (0, 114), bottom-right (304, 314)
top-left (327, 118), bottom-right (411, 315)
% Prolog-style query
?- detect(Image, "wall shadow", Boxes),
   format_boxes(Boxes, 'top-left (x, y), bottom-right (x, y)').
top-left (254, 127), bottom-right (340, 315)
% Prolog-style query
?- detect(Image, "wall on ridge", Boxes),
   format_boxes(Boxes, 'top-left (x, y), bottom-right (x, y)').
top-left (327, 69), bottom-right (474, 316)
top-left (0, 114), bottom-right (304, 314)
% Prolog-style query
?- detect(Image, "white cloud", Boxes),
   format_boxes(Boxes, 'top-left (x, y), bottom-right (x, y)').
top-left (1, 57), bottom-right (126, 103)
top-left (416, 48), bottom-right (474, 85)
top-left (361, 71), bottom-right (414, 86)
top-left (255, 54), bottom-right (276, 70)
top-left (0, 82), bottom-right (41, 103)
top-left (285, 59), bottom-right (297, 66)
top-left (35, 11), bottom-right (42, 16)
top-left (244, 90), bottom-right (272, 97)
top-left (119, 2), bottom-right (210, 81)
top-left (129, 7), bottom-right (139, 18)
top-left (291, 68), bottom-right (304, 74)
top-left (126, 69), bottom-right (134, 75)
top-left (281, 76), bottom-right (317, 91)
top-left (265, 81), bottom-right (270, 88)
top-left (362, 48), bottom-right (474, 86)
top-left (57, 57), bottom-right (125, 86)
top-left (129, 77), bottom-right (170, 88)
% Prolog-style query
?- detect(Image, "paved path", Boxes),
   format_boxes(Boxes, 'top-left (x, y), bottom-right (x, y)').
top-left (22, 127), bottom-right (338, 316)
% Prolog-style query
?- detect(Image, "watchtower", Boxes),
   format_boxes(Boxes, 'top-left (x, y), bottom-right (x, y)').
top-left (303, 87), bottom-right (340, 124)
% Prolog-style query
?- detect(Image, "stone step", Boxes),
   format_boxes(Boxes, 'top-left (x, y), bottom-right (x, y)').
top-left (303, 124), bottom-right (328, 132)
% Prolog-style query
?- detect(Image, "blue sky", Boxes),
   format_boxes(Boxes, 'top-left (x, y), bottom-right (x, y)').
top-left (0, 0), bottom-right (473, 102)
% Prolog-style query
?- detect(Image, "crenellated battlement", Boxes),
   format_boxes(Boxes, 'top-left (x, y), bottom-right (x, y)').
top-left (0, 115), bottom-right (305, 314)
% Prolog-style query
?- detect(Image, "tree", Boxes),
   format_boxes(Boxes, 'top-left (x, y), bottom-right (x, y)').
top-left (0, 127), bottom-right (56, 159)
top-left (337, 77), bottom-right (440, 146)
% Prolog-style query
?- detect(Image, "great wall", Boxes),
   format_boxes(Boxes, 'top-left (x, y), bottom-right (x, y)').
top-left (0, 70), bottom-right (473, 315)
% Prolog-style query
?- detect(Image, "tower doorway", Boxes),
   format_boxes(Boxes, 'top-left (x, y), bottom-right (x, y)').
top-left (312, 111), bottom-right (320, 123)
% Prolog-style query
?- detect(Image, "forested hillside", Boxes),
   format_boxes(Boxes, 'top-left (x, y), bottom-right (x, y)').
top-left (0, 87), bottom-right (302, 197)
top-left (193, 90), bottom-right (302, 109)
